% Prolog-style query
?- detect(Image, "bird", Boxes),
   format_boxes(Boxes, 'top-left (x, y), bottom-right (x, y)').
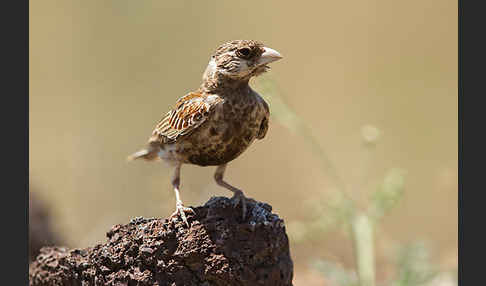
top-left (128, 40), bottom-right (283, 226)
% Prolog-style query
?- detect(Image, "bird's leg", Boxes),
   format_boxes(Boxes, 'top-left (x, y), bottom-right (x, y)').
top-left (214, 164), bottom-right (247, 219)
top-left (169, 164), bottom-right (194, 227)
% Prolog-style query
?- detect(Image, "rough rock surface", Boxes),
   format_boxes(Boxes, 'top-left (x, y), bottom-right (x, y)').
top-left (29, 196), bottom-right (294, 286)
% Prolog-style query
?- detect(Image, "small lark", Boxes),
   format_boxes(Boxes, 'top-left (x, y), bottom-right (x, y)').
top-left (128, 40), bottom-right (282, 226)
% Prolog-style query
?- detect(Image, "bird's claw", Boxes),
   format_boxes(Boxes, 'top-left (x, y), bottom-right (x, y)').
top-left (170, 203), bottom-right (195, 227)
top-left (231, 191), bottom-right (247, 220)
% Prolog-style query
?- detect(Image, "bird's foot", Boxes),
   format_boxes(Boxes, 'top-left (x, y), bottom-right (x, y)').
top-left (230, 190), bottom-right (247, 220)
top-left (170, 202), bottom-right (195, 227)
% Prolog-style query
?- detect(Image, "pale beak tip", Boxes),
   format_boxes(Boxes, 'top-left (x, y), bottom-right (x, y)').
top-left (264, 47), bottom-right (283, 59)
top-left (258, 47), bottom-right (283, 65)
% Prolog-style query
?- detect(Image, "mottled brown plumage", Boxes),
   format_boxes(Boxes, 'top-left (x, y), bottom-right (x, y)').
top-left (128, 40), bottom-right (282, 226)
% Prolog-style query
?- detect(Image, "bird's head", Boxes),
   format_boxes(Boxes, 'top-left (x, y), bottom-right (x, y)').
top-left (202, 40), bottom-right (282, 87)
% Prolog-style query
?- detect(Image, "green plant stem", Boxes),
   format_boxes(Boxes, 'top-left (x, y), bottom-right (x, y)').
top-left (351, 213), bottom-right (376, 286)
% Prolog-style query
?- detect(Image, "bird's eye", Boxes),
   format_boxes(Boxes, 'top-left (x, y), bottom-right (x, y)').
top-left (236, 48), bottom-right (251, 58)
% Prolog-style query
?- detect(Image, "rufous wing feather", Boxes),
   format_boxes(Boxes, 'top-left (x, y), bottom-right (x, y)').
top-left (150, 91), bottom-right (223, 144)
top-left (128, 91), bottom-right (223, 161)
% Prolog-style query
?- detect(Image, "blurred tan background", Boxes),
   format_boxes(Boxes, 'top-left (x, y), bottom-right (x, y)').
top-left (30, 0), bottom-right (457, 285)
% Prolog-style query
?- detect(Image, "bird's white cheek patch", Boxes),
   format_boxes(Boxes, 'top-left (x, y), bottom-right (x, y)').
top-left (239, 61), bottom-right (249, 72)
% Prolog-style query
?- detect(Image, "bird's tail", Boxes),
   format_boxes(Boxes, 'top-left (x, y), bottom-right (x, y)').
top-left (127, 143), bottom-right (161, 162)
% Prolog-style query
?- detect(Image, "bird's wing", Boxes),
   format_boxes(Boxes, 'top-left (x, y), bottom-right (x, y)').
top-left (256, 95), bottom-right (270, 140)
top-left (149, 91), bottom-right (223, 144)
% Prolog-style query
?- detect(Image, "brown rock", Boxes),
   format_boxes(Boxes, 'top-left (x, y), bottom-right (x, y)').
top-left (29, 196), bottom-right (294, 286)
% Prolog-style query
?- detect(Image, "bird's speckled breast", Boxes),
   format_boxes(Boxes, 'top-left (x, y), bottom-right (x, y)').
top-left (166, 89), bottom-right (267, 166)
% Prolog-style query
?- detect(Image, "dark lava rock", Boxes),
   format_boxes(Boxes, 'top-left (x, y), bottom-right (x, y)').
top-left (29, 196), bottom-right (294, 286)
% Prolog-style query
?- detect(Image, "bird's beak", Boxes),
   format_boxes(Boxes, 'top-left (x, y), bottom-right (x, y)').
top-left (257, 47), bottom-right (283, 66)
